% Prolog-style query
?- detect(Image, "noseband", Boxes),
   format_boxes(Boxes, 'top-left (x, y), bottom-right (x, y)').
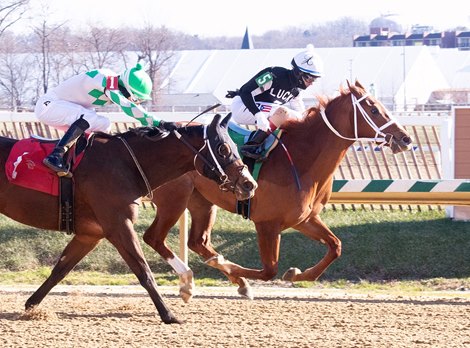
top-left (320, 93), bottom-right (399, 147)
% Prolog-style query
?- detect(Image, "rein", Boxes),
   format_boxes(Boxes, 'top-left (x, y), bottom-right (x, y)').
top-left (269, 132), bottom-right (302, 191)
top-left (118, 136), bottom-right (154, 200)
top-left (320, 93), bottom-right (397, 146)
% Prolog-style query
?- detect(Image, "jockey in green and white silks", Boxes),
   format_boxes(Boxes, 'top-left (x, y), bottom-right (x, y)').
top-left (35, 63), bottom-right (159, 132)
top-left (34, 63), bottom-right (162, 176)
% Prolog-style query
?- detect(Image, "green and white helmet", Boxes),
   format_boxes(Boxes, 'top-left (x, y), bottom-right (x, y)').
top-left (119, 63), bottom-right (153, 101)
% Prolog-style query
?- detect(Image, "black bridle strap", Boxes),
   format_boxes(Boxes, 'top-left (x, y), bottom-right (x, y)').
top-left (118, 127), bottom-right (231, 199)
top-left (118, 136), bottom-right (153, 200)
top-left (172, 128), bottom-right (229, 183)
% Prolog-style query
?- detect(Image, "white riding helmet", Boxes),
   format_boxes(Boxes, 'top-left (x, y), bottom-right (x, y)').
top-left (291, 44), bottom-right (324, 77)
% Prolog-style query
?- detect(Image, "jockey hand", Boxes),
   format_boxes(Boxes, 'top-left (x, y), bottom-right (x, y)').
top-left (159, 120), bottom-right (178, 132)
top-left (255, 112), bottom-right (270, 131)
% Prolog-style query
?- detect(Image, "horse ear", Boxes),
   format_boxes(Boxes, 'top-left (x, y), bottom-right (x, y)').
top-left (355, 80), bottom-right (365, 89)
top-left (346, 80), bottom-right (352, 89)
top-left (211, 113), bottom-right (222, 127)
top-left (220, 113), bottom-right (231, 128)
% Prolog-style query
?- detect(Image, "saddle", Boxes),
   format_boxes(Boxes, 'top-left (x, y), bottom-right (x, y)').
top-left (5, 134), bottom-right (90, 234)
top-left (228, 121), bottom-right (282, 169)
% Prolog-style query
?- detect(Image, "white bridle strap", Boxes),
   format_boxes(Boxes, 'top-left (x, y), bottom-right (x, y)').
top-left (320, 93), bottom-right (399, 145)
top-left (203, 125), bottom-right (228, 178)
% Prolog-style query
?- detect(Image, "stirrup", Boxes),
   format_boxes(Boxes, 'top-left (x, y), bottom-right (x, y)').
top-left (43, 158), bottom-right (73, 178)
top-left (241, 147), bottom-right (265, 161)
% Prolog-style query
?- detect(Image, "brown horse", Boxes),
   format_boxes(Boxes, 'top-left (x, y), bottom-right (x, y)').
top-left (0, 114), bottom-right (257, 324)
top-left (144, 80), bottom-right (413, 301)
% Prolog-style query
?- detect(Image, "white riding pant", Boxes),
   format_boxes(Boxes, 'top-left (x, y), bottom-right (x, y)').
top-left (35, 96), bottom-right (111, 132)
top-left (230, 96), bottom-right (303, 128)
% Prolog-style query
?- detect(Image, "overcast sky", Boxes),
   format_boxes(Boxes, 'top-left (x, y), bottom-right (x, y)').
top-left (24, 0), bottom-right (470, 37)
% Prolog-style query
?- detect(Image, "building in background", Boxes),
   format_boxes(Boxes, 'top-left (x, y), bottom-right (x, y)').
top-left (353, 14), bottom-right (470, 50)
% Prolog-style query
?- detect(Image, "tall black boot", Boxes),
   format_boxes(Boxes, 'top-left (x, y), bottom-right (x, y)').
top-left (43, 117), bottom-right (90, 176)
top-left (240, 129), bottom-right (269, 160)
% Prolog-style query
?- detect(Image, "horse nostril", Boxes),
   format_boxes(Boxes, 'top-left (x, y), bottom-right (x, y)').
top-left (402, 136), bottom-right (412, 145)
top-left (243, 181), bottom-right (255, 191)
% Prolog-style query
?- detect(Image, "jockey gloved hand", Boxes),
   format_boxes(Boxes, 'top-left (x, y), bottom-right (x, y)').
top-left (159, 120), bottom-right (178, 132)
top-left (255, 112), bottom-right (270, 131)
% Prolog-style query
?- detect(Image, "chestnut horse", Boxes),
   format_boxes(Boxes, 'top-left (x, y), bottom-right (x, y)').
top-left (144, 81), bottom-right (413, 301)
top-left (0, 114), bottom-right (257, 324)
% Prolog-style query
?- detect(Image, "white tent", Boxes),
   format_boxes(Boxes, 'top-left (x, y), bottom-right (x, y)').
top-left (156, 46), bottom-right (458, 111)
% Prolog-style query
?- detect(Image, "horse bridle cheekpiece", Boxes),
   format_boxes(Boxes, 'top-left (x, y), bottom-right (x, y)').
top-left (174, 126), bottom-right (245, 193)
top-left (320, 92), bottom-right (398, 147)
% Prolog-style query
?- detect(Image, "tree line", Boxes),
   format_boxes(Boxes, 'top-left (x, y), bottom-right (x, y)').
top-left (1, 1), bottom-right (465, 111)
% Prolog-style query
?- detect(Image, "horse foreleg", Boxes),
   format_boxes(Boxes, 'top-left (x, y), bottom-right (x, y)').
top-left (25, 234), bottom-right (100, 310)
top-left (144, 217), bottom-right (194, 303)
top-left (106, 221), bottom-right (182, 324)
top-left (184, 196), bottom-right (252, 299)
top-left (143, 196), bottom-right (195, 302)
top-left (203, 223), bottom-right (283, 299)
top-left (145, 184), bottom-right (195, 303)
top-left (282, 216), bottom-right (341, 282)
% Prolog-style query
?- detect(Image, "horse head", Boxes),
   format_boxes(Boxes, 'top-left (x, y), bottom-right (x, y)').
top-left (195, 113), bottom-right (257, 200)
top-left (322, 80), bottom-right (413, 154)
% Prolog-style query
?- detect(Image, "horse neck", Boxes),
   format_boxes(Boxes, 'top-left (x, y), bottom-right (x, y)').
top-left (126, 126), bottom-right (205, 190)
top-left (287, 110), bottom-right (355, 180)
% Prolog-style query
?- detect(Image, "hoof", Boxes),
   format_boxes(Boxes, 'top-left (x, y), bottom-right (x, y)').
top-left (162, 315), bottom-right (184, 325)
top-left (238, 285), bottom-right (254, 300)
top-left (179, 270), bottom-right (195, 303)
top-left (282, 267), bottom-right (301, 282)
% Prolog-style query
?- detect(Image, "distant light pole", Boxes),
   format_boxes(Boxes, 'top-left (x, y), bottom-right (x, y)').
top-left (402, 46), bottom-right (407, 111)
top-left (348, 59), bottom-right (353, 82)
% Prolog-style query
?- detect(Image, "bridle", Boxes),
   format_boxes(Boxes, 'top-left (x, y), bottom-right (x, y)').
top-left (118, 125), bottom-right (245, 199)
top-left (174, 126), bottom-right (247, 193)
top-left (320, 93), bottom-right (399, 147)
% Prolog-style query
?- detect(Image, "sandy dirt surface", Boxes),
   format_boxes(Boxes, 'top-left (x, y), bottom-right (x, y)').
top-left (0, 284), bottom-right (469, 348)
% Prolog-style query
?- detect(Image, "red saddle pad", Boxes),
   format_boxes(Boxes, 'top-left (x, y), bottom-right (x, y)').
top-left (5, 138), bottom-right (84, 196)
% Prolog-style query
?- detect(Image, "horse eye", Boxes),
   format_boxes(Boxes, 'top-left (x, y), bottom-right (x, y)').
top-left (371, 107), bottom-right (379, 115)
top-left (218, 143), bottom-right (232, 157)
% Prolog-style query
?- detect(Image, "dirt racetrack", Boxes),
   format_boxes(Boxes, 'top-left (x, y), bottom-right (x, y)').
top-left (0, 284), bottom-right (469, 348)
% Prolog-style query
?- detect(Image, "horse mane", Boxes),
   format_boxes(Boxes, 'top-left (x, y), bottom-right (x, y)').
top-left (93, 124), bottom-right (204, 141)
top-left (282, 82), bottom-right (357, 136)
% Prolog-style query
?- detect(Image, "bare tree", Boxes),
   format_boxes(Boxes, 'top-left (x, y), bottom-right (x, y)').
top-left (0, 0), bottom-right (29, 37)
top-left (0, 32), bottom-right (34, 110)
top-left (31, 19), bottom-right (68, 94)
top-left (131, 25), bottom-right (178, 103)
top-left (79, 25), bottom-right (127, 70)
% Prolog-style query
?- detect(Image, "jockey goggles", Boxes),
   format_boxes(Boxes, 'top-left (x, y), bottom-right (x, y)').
top-left (301, 72), bottom-right (318, 84)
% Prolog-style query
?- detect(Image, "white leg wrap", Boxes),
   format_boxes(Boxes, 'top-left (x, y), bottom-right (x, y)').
top-left (167, 254), bottom-right (190, 274)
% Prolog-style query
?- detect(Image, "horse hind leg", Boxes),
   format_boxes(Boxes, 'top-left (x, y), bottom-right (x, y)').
top-left (25, 234), bottom-right (100, 310)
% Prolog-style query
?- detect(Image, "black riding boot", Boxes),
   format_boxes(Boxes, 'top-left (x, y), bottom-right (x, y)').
top-left (43, 117), bottom-right (90, 176)
top-left (240, 129), bottom-right (270, 160)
